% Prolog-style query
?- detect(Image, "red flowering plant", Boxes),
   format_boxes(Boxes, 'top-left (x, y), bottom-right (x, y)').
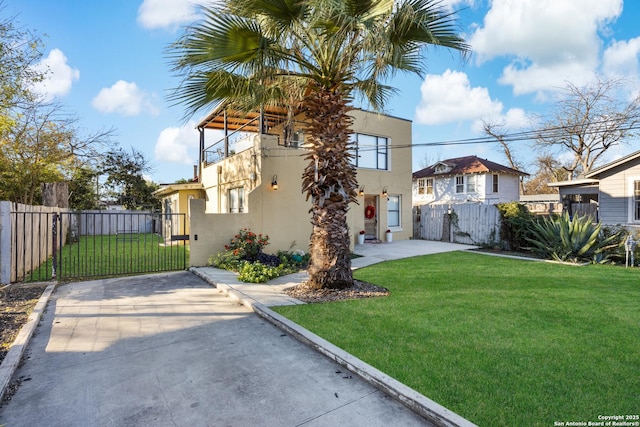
top-left (224, 228), bottom-right (270, 261)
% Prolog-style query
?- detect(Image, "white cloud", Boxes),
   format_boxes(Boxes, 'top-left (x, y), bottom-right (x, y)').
top-left (415, 69), bottom-right (503, 125)
top-left (137, 0), bottom-right (206, 30)
top-left (470, 107), bottom-right (529, 133)
top-left (603, 36), bottom-right (640, 81)
top-left (469, 0), bottom-right (623, 95)
top-left (31, 49), bottom-right (79, 101)
top-left (154, 122), bottom-right (204, 165)
top-left (91, 80), bottom-right (159, 116)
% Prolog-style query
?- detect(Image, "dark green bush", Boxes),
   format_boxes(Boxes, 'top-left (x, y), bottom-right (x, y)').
top-left (496, 202), bottom-right (537, 251)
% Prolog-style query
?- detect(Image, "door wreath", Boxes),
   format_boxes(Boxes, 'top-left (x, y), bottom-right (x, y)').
top-left (365, 205), bottom-right (376, 219)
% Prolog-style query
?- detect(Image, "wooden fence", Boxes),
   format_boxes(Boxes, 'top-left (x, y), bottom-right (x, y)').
top-left (0, 202), bottom-right (69, 284)
top-left (413, 204), bottom-right (501, 245)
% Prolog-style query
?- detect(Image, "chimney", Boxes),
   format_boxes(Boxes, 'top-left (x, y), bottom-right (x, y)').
top-left (193, 164), bottom-right (198, 182)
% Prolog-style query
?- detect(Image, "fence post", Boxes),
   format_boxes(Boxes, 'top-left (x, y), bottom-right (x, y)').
top-left (0, 201), bottom-right (11, 284)
top-left (52, 212), bottom-right (58, 280)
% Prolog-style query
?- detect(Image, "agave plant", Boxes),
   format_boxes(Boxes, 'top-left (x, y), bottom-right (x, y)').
top-left (526, 212), bottom-right (621, 263)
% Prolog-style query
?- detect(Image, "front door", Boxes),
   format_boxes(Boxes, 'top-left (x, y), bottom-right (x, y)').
top-left (364, 195), bottom-right (378, 240)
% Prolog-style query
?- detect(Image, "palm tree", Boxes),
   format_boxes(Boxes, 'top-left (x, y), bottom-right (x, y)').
top-left (169, 0), bottom-right (469, 290)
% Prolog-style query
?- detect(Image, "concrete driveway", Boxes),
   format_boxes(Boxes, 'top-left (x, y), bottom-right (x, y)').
top-left (0, 271), bottom-right (431, 427)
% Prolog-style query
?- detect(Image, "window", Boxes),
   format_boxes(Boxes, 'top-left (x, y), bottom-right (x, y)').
top-left (164, 199), bottom-right (172, 220)
top-left (455, 176), bottom-right (464, 193)
top-left (493, 174), bottom-right (499, 193)
top-left (635, 181), bottom-right (640, 221)
top-left (229, 187), bottom-right (245, 213)
top-left (467, 175), bottom-right (477, 193)
top-left (349, 134), bottom-right (388, 170)
top-left (387, 195), bottom-right (400, 228)
top-left (417, 178), bottom-right (429, 194)
top-left (425, 178), bottom-right (433, 195)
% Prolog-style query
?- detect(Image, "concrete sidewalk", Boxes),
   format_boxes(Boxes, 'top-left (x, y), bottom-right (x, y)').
top-left (0, 240), bottom-right (478, 427)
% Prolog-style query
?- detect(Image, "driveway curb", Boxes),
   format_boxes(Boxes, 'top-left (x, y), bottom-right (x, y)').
top-left (195, 270), bottom-right (477, 427)
top-left (0, 283), bottom-right (56, 402)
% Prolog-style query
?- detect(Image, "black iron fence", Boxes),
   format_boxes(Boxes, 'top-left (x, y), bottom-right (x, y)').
top-left (8, 210), bottom-right (188, 283)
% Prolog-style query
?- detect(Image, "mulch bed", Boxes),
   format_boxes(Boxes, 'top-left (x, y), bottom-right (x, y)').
top-left (284, 279), bottom-right (389, 303)
top-left (0, 284), bottom-right (48, 365)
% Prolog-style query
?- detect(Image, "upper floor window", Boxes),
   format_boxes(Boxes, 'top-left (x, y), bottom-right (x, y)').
top-left (349, 134), bottom-right (388, 170)
top-left (455, 176), bottom-right (464, 193)
top-left (417, 178), bottom-right (433, 195)
top-left (467, 175), bottom-right (478, 193)
top-left (493, 174), bottom-right (499, 193)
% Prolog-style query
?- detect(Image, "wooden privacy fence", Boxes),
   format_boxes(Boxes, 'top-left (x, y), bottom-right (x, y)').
top-left (0, 201), bottom-right (69, 284)
top-left (413, 203), bottom-right (501, 245)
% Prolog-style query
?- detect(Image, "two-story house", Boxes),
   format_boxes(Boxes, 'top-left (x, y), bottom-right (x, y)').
top-left (156, 104), bottom-right (415, 266)
top-left (412, 155), bottom-right (527, 206)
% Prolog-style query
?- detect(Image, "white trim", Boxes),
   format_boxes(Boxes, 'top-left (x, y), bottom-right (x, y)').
top-left (627, 176), bottom-right (640, 223)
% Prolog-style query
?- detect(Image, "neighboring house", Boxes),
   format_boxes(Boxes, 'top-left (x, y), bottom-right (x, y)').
top-left (548, 149), bottom-right (640, 225)
top-left (153, 181), bottom-right (205, 239)
top-left (182, 105), bottom-right (413, 266)
top-left (412, 155), bottom-right (528, 206)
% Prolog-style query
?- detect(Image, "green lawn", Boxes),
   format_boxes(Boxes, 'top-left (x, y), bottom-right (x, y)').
top-left (273, 251), bottom-right (639, 426)
top-left (26, 233), bottom-right (188, 281)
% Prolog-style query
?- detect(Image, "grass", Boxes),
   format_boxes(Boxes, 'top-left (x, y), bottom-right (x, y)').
top-left (273, 251), bottom-right (640, 426)
top-left (26, 233), bottom-right (188, 281)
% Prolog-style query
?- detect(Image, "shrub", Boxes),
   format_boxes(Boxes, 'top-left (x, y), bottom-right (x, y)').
top-left (525, 212), bottom-right (621, 263)
top-left (496, 202), bottom-right (537, 251)
top-left (208, 251), bottom-right (243, 271)
top-left (257, 252), bottom-right (281, 267)
top-left (224, 228), bottom-right (269, 261)
top-left (237, 261), bottom-right (282, 283)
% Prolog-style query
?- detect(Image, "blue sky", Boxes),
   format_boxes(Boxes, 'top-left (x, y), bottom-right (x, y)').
top-left (7, 0), bottom-right (640, 183)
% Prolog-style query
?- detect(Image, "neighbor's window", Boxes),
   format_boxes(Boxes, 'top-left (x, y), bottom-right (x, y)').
top-left (349, 133), bottom-right (388, 170)
top-left (229, 187), bottom-right (245, 213)
top-left (418, 178), bottom-right (425, 194)
top-left (164, 199), bottom-right (172, 220)
top-left (635, 181), bottom-right (640, 221)
top-left (455, 176), bottom-right (464, 193)
top-left (493, 174), bottom-right (499, 193)
top-left (387, 195), bottom-right (400, 228)
top-left (467, 175), bottom-right (477, 193)
top-left (425, 178), bottom-right (433, 195)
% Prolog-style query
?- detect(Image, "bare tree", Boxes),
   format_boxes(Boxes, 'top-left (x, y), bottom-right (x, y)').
top-left (534, 78), bottom-right (640, 179)
top-left (523, 154), bottom-right (566, 195)
top-left (482, 119), bottom-right (526, 194)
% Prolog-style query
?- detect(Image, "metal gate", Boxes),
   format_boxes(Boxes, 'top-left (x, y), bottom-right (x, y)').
top-left (8, 210), bottom-right (188, 283)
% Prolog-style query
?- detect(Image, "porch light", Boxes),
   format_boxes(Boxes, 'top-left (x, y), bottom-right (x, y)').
top-left (271, 175), bottom-right (278, 190)
top-left (382, 186), bottom-right (388, 197)
top-left (358, 186), bottom-right (365, 197)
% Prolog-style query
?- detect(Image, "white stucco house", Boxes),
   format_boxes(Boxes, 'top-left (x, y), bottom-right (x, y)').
top-left (412, 155), bottom-right (528, 206)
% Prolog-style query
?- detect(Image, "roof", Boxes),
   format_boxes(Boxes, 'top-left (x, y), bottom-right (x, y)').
top-left (196, 103), bottom-right (411, 133)
top-left (197, 102), bottom-right (301, 133)
top-left (153, 182), bottom-right (203, 197)
top-left (584, 149), bottom-right (640, 178)
top-left (547, 178), bottom-right (599, 188)
top-left (412, 155), bottom-right (528, 179)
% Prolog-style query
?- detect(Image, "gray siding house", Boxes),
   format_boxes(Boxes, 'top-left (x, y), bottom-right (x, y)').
top-left (549, 150), bottom-right (640, 225)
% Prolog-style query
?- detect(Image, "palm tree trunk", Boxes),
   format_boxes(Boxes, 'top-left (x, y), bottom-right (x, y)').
top-left (302, 86), bottom-right (358, 290)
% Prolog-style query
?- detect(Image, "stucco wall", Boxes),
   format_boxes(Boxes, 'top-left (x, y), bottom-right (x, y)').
top-left (189, 109), bottom-right (414, 266)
